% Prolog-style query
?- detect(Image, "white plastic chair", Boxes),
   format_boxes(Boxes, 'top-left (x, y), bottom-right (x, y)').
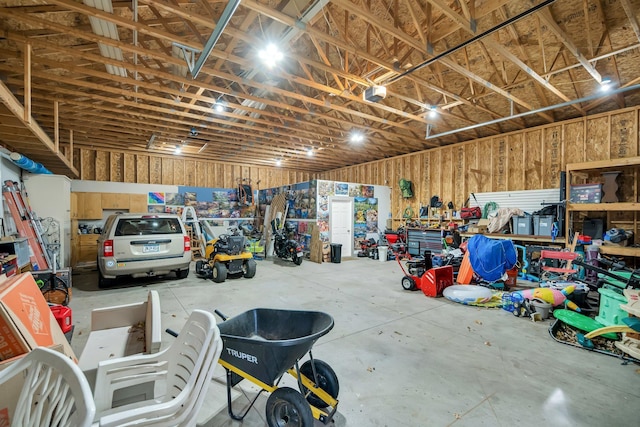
top-left (92, 309), bottom-right (222, 427)
top-left (0, 346), bottom-right (96, 427)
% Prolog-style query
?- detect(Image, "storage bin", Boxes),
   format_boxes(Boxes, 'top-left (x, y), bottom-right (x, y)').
top-left (570, 183), bottom-right (602, 203)
top-left (533, 215), bottom-right (555, 236)
top-left (512, 216), bottom-right (532, 235)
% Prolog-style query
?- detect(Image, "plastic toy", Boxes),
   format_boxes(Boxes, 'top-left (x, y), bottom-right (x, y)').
top-left (514, 286), bottom-right (581, 312)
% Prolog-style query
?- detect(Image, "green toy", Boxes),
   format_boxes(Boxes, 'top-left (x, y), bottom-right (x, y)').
top-left (553, 309), bottom-right (619, 340)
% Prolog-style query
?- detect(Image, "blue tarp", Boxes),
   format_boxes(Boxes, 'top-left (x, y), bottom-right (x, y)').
top-left (467, 235), bottom-right (517, 282)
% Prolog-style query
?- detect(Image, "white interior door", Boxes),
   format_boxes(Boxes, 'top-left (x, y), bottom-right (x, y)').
top-left (329, 197), bottom-right (353, 257)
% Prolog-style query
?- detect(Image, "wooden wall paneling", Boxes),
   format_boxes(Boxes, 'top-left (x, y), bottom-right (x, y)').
top-left (441, 148), bottom-right (453, 206)
top-left (136, 155), bottom-right (149, 183)
top-left (80, 149), bottom-right (95, 181)
top-left (429, 150), bottom-right (441, 204)
top-left (524, 130), bottom-right (542, 190)
top-left (414, 153), bottom-right (426, 206)
top-left (95, 150), bottom-right (109, 181)
top-left (491, 137), bottom-right (507, 192)
top-left (476, 139), bottom-right (493, 192)
top-left (543, 126), bottom-right (562, 188)
top-left (110, 152), bottom-right (123, 182)
top-left (206, 163), bottom-right (216, 187)
top-left (453, 145), bottom-right (465, 207)
top-left (610, 110), bottom-right (637, 158)
top-left (185, 160), bottom-right (197, 186)
top-left (149, 156), bottom-right (161, 184)
top-left (585, 116), bottom-right (610, 162)
top-left (564, 120), bottom-right (585, 164)
top-left (161, 158), bottom-right (174, 185)
top-left (195, 160), bottom-right (208, 186)
top-left (464, 143), bottom-right (477, 201)
top-left (507, 133), bottom-right (524, 191)
top-left (73, 148), bottom-right (81, 173)
top-left (123, 153), bottom-right (135, 182)
top-left (173, 159), bottom-right (184, 185)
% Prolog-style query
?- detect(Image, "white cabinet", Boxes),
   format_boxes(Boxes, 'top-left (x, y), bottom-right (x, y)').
top-left (22, 173), bottom-right (71, 268)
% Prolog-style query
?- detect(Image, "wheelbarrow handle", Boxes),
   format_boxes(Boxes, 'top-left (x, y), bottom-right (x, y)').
top-left (214, 309), bottom-right (228, 321)
top-left (165, 328), bottom-right (178, 337)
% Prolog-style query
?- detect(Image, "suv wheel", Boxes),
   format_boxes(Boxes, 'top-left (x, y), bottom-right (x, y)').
top-left (176, 268), bottom-right (189, 279)
top-left (212, 262), bottom-right (227, 283)
top-left (97, 264), bottom-right (113, 288)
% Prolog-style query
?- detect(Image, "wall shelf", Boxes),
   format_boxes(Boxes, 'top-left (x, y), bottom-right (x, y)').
top-left (459, 233), bottom-right (563, 244)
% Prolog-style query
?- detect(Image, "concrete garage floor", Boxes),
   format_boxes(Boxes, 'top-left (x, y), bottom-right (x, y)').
top-left (70, 257), bottom-right (639, 427)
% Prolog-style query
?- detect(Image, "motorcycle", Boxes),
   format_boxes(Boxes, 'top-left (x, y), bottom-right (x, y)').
top-left (271, 219), bottom-right (304, 265)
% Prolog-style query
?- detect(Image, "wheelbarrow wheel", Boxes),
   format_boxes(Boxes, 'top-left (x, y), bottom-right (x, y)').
top-left (401, 276), bottom-right (417, 291)
top-left (300, 359), bottom-right (339, 409)
top-left (195, 260), bottom-right (205, 275)
top-left (266, 387), bottom-right (313, 427)
top-left (212, 262), bottom-right (227, 283)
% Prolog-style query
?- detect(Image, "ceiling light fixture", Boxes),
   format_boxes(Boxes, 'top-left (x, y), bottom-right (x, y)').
top-left (600, 77), bottom-right (613, 91)
top-left (307, 148), bottom-right (314, 157)
top-left (275, 159), bottom-right (282, 167)
top-left (259, 43), bottom-right (284, 68)
top-left (350, 131), bottom-right (365, 144)
top-left (428, 105), bottom-right (438, 118)
top-left (174, 145), bottom-right (182, 155)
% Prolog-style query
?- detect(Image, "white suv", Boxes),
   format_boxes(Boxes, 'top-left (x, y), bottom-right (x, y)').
top-left (97, 213), bottom-right (191, 287)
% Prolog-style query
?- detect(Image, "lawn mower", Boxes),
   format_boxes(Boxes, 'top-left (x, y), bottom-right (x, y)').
top-left (195, 227), bottom-right (257, 283)
top-left (357, 237), bottom-right (379, 258)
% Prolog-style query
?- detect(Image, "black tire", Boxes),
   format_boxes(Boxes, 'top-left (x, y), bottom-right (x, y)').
top-left (243, 259), bottom-right (257, 278)
top-left (195, 260), bottom-right (205, 275)
top-left (293, 254), bottom-right (303, 265)
top-left (176, 268), bottom-right (189, 279)
top-left (266, 387), bottom-right (313, 427)
top-left (299, 359), bottom-right (339, 409)
top-left (97, 267), bottom-right (113, 288)
top-left (212, 262), bottom-right (227, 283)
top-left (401, 276), bottom-right (417, 291)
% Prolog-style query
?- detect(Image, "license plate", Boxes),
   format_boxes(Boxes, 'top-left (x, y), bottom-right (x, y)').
top-left (143, 244), bottom-right (159, 253)
top-left (296, 251), bottom-right (303, 257)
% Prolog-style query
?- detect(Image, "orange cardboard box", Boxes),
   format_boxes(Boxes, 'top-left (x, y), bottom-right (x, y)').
top-left (0, 273), bottom-right (76, 362)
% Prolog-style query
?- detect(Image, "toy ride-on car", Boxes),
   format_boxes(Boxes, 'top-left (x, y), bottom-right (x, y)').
top-left (195, 227), bottom-right (257, 283)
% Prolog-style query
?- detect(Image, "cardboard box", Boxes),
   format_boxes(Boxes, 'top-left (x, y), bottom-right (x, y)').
top-left (0, 273), bottom-right (76, 362)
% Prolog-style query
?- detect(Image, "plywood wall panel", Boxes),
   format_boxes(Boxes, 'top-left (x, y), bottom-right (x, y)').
top-left (523, 130), bottom-right (542, 190)
top-left (95, 151), bottom-right (109, 181)
top-left (476, 139), bottom-right (493, 192)
top-left (136, 155), bottom-right (149, 184)
top-left (464, 143), bottom-right (477, 199)
top-left (585, 116), bottom-right (609, 162)
top-left (124, 153), bottom-right (136, 183)
top-left (149, 156), bottom-right (161, 184)
top-left (80, 149), bottom-right (95, 181)
top-left (564, 121), bottom-right (585, 164)
top-left (110, 152), bottom-right (123, 182)
top-left (441, 148), bottom-right (453, 205)
top-left (161, 158), bottom-right (173, 185)
top-left (184, 160), bottom-right (197, 187)
top-left (173, 159), bottom-right (184, 185)
top-left (507, 134), bottom-right (524, 191)
top-left (492, 137), bottom-right (507, 192)
top-left (610, 111), bottom-right (637, 158)
top-left (543, 126), bottom-right (562, 188)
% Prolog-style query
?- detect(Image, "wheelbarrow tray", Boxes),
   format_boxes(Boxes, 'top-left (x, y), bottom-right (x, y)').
top-left (218, 308), bottom-right (334, 386)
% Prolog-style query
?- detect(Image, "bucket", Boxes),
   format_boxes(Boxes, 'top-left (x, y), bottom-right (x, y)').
top-left (531, 299), bottom-right (552, 319)
top-left (378, 246), bottom-right (388, 262)
top-left (505, 267), bottom-right (518, 289)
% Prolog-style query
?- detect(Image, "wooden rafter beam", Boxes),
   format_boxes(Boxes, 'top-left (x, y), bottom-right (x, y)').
top-left (620, 0), bottom-right (640, 42)
top-left (538, 8), bottom-right (602, 83)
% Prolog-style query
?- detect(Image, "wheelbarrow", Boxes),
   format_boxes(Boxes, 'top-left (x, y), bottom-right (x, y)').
top-left (214, 308), bottom-right (339, 426)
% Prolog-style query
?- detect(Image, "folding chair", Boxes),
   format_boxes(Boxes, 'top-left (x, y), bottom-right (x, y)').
top-left (539, 250), bottom-right (579, 282)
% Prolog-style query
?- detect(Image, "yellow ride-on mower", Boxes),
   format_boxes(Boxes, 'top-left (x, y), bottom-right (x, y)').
top-left (195, 227), bottom-right (256, 283)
